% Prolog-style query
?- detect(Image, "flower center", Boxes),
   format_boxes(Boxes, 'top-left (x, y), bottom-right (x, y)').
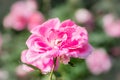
top-left (54, 39), bottom-right (62, 45)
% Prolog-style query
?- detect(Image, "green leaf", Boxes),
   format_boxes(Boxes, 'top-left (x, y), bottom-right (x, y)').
top-left (54, 71), bottom-right (62, 78)
top-left (68, 62), bottom-right (75, 67)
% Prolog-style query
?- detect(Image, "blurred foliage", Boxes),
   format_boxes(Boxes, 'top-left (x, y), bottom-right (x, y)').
top-left (0, 0), bottom-right (120, 80)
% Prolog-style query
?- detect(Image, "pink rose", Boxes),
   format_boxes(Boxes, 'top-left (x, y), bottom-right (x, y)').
top-left (3, 13), bottom-right (27, 31)
top-left (74, 8), bottom-right (94, 31)
top-left (21, 18), bottom-right (92, 74)
top-left (75, 8), bottom-right (93, 24)
top-left (86, 48), bottom-right (112, 75)
top-left (11, 0), bottom-right (38, 16)
top-left (102, 14), bottom-right (120, 37)
top-left (15, 64), bottom-right (33, 77)
top-left (3, 0), bottom-right (45, 31)
top-left (28, 11), bottom-right (45, 31)
top-left (21, 50), bottom-right (54, 74)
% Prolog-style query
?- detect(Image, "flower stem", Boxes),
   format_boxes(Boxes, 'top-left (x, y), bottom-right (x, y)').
top-left (49, 65), bottom-right (54, 80)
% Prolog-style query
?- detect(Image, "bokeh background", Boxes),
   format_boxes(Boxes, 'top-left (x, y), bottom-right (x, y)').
top-left (0, 0), bottom-right (120, 80)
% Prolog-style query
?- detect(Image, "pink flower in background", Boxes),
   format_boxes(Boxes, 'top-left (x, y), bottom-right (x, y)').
top-left (10, 0), bottom-right (37, 15)
top-left (21, 18), bottom-right (92, 74)
top-left (28, 11), bottom-right (45, 31)
top-left (16, 64), bottom-right (33, 77)
top-left (74, 8), bottom-right (94, 31)
top-left (3, 13), bottom-right (27, 31)
top-left (3, 0), bottom-right (45, 31)
top-left (102, 14), bottom-right (114, 28)
top-left (75, 8), bottom-right (93, 24)
top-left (102, 14), bottom-right (120, 37)
top-left (86, 48), bottom-right (112, 75)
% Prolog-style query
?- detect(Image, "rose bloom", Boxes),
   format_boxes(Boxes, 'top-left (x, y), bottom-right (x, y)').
top-left (102, 14), bottom-right (120, 37)
top-left (3, 0), bottom-right (45, 31)
top-left (27, 11), bottom-right (45, 31)
top-left (21, 50), bottom-right (54, 74)
top-left (75, 8), bottom-right (93, 24)
top-left (16, 64), bottom-right (33, 77)
top-left (86, 48), bottom-right (112, 75)
top-left (21, 18), bottom-right (92, 74)
top-left (74, 8), bottom-right (94, 31)
top-left (3, 13), bottom-right (27, 31)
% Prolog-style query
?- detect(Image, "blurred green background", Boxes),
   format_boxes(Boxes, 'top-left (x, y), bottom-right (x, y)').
top-left (0, 0), bottom-right (120, 80)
